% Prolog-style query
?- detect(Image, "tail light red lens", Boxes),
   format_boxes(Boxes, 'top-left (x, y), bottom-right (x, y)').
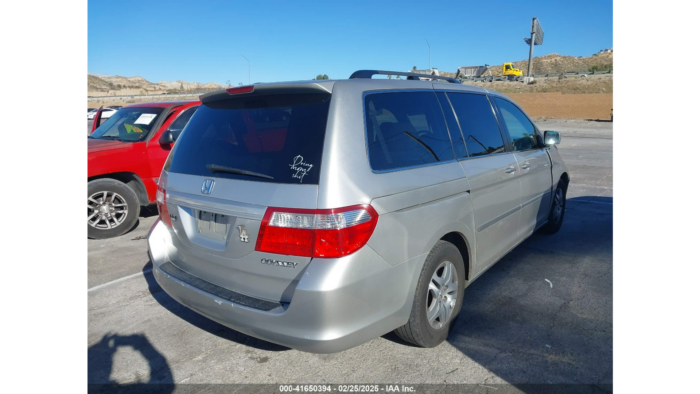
top-left (255, 205), bottom-right (378, 258)
top-left (156, 171), bottom-right (172, 227)
top-left (225, 85), bottom-right (254, 95)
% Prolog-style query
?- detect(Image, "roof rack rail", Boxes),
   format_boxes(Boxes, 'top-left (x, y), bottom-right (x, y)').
top-left (349, 70), bottom-right (461, 84)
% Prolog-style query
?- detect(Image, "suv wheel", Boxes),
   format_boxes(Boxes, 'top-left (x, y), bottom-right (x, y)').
top-left (540, 180), bottom-right (567, 234)
top-left (88, 179), bottom-right (139, 239)
top-left (394, 240), bottom-right (465, 348)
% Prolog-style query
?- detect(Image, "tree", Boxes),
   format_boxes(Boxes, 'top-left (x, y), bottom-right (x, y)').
top-left (225, 80), bottom-right (231, 87)
top-left (313, 74), bottom-right (330, 80)
top-left (412, 66), bottom-right (417, 71)
top-left (180, 83), bottom-right (184, 91)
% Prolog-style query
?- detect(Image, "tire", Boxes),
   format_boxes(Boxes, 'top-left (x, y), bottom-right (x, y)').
top-left (540, 180), bottom-right (567, 234)
top-left (394, 241), bottom-right (465, 348)
top-left (88, 179), bottom-right (140, 239)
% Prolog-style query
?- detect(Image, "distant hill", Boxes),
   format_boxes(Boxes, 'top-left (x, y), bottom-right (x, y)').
top-left (489, 52), bottom-right (613, 76)
top-left (441, 52), bottom-right (613, 78)
top-left (88, 74), bottom-right (224, 95)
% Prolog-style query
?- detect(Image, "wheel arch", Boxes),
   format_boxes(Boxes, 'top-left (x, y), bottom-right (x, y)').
top-left (560, 172), bottom-right (570, 189)
top-left (88, 172), bottom-right (148, 206)
top-left (440, 231), bottom-right (472, 282)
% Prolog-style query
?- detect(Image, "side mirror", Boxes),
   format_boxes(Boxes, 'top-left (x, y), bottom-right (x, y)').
top-left (159, 130), bottom-right (175, 145)
top-left (544, 130), bottom-right (561, 146)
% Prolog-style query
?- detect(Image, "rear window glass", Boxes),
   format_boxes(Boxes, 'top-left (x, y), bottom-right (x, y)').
top-left (365, 91), bottom-right (455, 172)
top-left (167, 94), bottom-right (331, 184)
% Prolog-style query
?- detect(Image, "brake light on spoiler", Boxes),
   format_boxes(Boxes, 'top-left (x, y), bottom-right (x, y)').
top-left (255, 205), bottom-right (379, 258)
top-left (225, 85), bottom-right (254, 95)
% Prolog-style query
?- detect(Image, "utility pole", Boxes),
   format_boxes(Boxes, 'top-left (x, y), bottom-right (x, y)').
top-left (424, 39), bottom-right (431, 71)
top-left (526, 19), bottom-right (535, 78)
top-left (240, 54), bottom-right (250, 84)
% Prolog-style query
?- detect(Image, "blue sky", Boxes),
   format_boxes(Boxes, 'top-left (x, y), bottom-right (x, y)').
top-left (88, 0), bottom-right (612, 84)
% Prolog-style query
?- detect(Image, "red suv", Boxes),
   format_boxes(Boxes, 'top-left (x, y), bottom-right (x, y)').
top-left (88, 101), bottom-right (199, 239)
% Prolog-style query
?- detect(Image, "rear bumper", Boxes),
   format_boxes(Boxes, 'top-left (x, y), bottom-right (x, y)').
top-left (148, 220), bottom-right (424, 353)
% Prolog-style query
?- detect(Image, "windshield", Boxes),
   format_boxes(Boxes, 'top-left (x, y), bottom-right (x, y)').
top-left (91, 107), bottom-right (164, 142)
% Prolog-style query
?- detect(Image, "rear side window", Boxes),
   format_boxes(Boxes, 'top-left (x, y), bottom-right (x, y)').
top-left (446, 93), bottom-right (505, 157)
top-left (365, 91), bottom-right (455, 172)
top-left (168, 94), bottom-right (331, 184)
top-left (493, 98), bottom-right (539, 151)
top-left (167, 106), bottom-right (198, 139)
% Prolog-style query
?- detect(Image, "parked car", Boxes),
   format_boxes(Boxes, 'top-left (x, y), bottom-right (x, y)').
top-left (88, 108), bottom-right (116, 120)
top-left (88, 108), bottom-right (97, 113)
top-left (147, 72), bottom-right (569, 353)
top-left (88, 101), bottom-right (200, 239)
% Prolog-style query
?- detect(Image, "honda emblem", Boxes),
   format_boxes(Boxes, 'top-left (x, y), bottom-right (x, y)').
top-left (201, 179), bottom-right (215, 195)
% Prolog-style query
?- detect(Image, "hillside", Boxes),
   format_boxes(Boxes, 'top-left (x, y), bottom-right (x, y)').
top-left (440, 52), bottom-right (613, 78)
top-left (88, 74), bottom-right (224, 95)
top-left (488, 52), bottom-right (613, 76)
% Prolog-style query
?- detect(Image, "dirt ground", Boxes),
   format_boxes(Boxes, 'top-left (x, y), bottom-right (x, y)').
top-left (506, 93), bottom-right (612, 120)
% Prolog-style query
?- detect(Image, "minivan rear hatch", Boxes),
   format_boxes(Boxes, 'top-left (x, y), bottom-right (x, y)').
top-left (160, 83), bottom-right (333, 304)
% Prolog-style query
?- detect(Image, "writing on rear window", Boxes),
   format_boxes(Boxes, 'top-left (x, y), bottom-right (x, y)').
top-left (290, 155), bottom-right (313, 183)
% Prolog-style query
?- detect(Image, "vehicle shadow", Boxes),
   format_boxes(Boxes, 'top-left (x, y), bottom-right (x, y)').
top-left (87, 207), bottom-right (159, 240)
top-left (87, 332), bottom-right (174, 393)
top-left (141, 261), bottom-right (290, 352)
top-left (140, 205), bottom-right (159, 218)
top-left (124, 205), bottom-right (159, 235)
top-left (442, 196), bottom-right (613, 391)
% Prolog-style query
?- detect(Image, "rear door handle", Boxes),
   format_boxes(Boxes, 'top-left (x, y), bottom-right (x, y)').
top-left (521, 163), bottom-right (531, 170)
top-left (505, 166), bottom-right (516, 174)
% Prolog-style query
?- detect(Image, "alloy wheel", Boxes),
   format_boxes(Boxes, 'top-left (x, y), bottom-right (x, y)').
top-left (88, 191), bottom-right (129, 230)
top-left (426, 261), bottom-right (458, 329)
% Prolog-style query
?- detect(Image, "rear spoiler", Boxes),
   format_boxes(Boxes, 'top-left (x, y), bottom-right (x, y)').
top-left (200, 82), bottom-right (333, 104)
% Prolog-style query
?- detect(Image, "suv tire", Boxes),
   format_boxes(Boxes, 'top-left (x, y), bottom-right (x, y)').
top-left (88, 179), bottom-right (139, 239)
top-left (395, 240), bottom-right (465, 348)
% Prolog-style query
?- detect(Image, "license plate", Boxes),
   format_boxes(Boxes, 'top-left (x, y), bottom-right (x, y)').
top-left (196, 210), bottom-right (230, 240)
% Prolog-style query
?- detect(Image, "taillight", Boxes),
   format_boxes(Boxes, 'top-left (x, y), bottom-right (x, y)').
top-left (156, 171), bottom-right (172, 227)
top-left (225, 85), bottom-right (254, 95)
top-left (255, 205), bottom-right (378, 258)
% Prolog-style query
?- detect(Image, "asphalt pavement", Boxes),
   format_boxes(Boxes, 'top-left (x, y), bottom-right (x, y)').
top-left (88, 119), bottom-right (613, 391)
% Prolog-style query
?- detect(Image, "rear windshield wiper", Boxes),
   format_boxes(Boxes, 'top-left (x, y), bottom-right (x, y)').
top-left (206, 164), bottom-right (274, 180)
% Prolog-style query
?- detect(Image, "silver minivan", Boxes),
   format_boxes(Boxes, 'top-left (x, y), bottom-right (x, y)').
top-left (148, 71), bottom-right (569, 353)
